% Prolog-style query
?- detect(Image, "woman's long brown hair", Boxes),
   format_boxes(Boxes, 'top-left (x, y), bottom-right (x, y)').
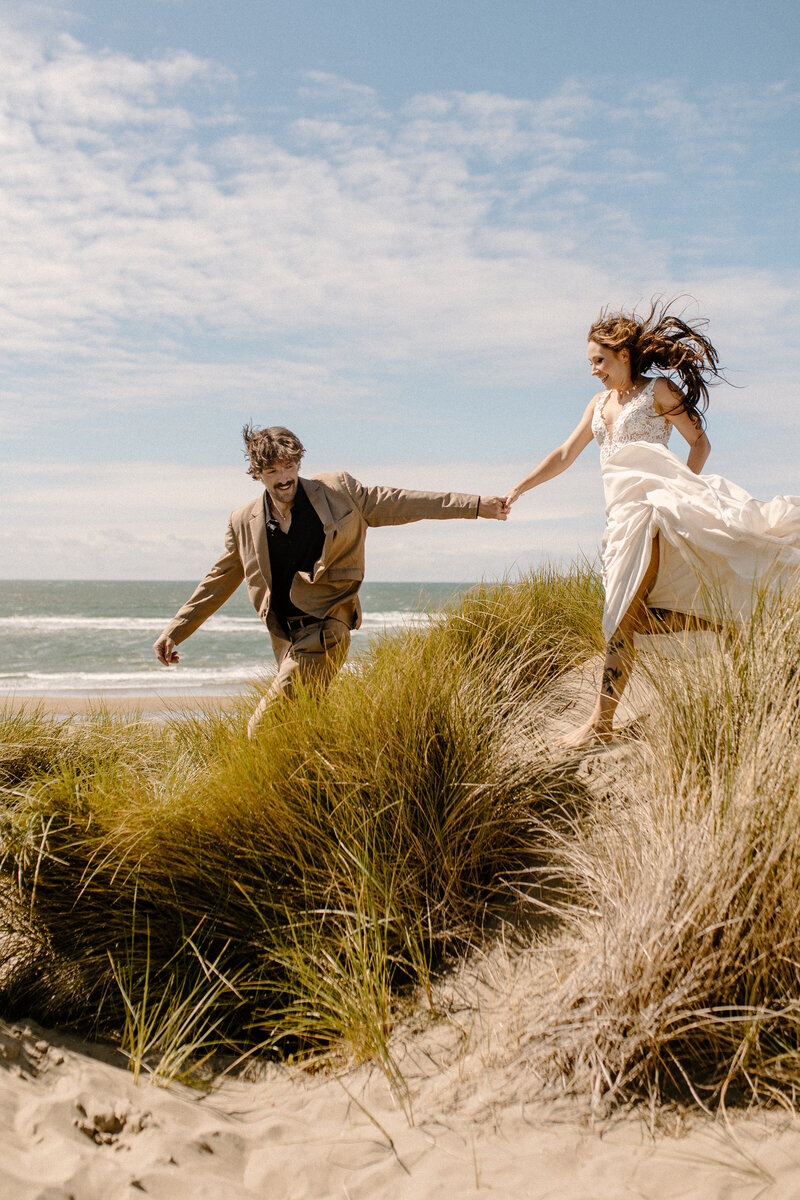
top-left (588, 298), bottom-right (723, 427)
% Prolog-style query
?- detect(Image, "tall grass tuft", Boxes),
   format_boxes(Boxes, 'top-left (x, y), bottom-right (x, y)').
top-left (0, 567), bottom-right (601, 1077)
top-left (539, 585), bottom-right (800, 1108)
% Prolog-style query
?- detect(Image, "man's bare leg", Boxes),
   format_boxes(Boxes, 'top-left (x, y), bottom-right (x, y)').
top-left (559, 537), bottom-right (660, 749)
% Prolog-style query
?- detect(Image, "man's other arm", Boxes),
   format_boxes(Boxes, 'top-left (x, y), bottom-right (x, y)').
top-left (153, 521), bottom-right (245, 665)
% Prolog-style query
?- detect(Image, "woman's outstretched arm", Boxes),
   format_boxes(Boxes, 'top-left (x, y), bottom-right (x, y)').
top-left (503, 397), bottom-right (597, 507)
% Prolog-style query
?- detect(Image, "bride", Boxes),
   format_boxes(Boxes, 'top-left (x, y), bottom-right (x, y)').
top-left (503, 299), bottom-right (800, 748)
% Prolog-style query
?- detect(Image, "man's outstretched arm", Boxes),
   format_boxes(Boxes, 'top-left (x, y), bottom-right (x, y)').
top-left (337, 473), bottom-right (508, 526)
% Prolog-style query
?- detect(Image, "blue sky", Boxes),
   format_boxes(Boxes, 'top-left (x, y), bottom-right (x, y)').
top-left (1, 0), bottom-right (798, 579)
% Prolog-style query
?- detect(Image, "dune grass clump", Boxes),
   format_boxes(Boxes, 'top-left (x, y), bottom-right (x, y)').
top-left (431, 564), bottom-right (604, 701)
top-left (540, 586), bottom-right (800, 1109)
top-left (0, 567), bottom-right (601, 1080)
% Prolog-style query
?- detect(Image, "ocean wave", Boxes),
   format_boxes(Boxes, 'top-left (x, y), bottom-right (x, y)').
top-left (0, 665), bottom-right (269, 695)
top-left (0, 610), bottom-right (432, 635)
top-left (0, 615), bottom-right (260, 633)
top-left (354, 611), bottom-right (432, 631)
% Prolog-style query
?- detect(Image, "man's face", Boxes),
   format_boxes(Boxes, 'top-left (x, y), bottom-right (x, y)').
top-left (258, 459), bottom-right (300, 509)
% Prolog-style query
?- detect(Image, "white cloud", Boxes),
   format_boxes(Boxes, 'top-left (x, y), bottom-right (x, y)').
top-left (4, 437), bottom-right (796, 581)
top-left (1, 17), bottom-right (796, 431)
top-left (0, 17), bottom-right (797, 585)
top-left (0, 456), bottom-right (606, 580)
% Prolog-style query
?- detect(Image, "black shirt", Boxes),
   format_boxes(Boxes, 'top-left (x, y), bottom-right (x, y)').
top-left (264, 482), bottom-right (325, 624)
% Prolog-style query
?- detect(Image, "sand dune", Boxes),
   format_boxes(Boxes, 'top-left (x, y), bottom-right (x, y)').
top-left (3, 1009), bottom-right (800, 1200)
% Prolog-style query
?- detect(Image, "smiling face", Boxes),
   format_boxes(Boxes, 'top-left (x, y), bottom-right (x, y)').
top-left (587, 339), bottom-right (632, 393)
top-left (258, 458), bottom-right (300, 511)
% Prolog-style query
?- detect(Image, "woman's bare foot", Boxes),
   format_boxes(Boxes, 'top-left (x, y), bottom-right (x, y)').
top-left (557, 719), bottom-right (614, 749)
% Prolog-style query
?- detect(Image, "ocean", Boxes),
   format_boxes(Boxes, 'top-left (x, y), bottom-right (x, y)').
top-left (0, 581), bottom-right (472, 697)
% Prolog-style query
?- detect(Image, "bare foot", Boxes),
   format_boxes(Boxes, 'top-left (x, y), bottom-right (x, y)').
top-left (557, 720), bottom-right (614, 750)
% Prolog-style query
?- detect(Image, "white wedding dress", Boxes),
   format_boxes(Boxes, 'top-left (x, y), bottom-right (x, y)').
top-left (592, 379), bottom-right (800, 639)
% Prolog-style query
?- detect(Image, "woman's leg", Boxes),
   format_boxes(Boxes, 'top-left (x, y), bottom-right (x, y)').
top-left (559, 537), bottom-right (660, 748)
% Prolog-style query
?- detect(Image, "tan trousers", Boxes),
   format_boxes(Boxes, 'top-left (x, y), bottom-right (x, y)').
top-left (246, 617), bottom-right (351, 737)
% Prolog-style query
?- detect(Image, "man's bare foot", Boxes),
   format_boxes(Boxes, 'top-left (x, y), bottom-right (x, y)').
top-left (557, 720), bottom-right (614, 749)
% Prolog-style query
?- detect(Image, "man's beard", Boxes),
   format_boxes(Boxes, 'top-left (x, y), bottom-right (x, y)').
top-left (269, 480), bottom-right (297, 506)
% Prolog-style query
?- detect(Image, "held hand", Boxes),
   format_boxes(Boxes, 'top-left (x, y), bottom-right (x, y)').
top-left (501, 488), bottom-right (521, 510)
top-left (478, 495), bottom-right (509, 521)
top-left (154, 633), bottom-right (180, 666)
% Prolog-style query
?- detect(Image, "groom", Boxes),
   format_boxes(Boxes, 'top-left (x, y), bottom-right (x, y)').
top-left (154, 425), bottom-right (508, 734)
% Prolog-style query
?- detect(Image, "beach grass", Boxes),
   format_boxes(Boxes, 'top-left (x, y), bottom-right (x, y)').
top-left (5, 565), bottom-right (800, 1114)
top-left (0, 566), bottom-right (601, 1083)
top-left (534, 585), bottom-right (800, 1109)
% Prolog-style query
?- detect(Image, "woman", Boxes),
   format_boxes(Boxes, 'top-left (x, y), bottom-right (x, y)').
top-left (503, 300), bottom-right (800, 748)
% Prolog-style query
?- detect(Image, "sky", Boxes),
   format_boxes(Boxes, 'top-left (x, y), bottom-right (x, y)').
top-left (1, 0), bottom-right (798, 581)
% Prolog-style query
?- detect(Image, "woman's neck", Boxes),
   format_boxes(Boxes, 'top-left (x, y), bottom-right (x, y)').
top-left (617, 376), bottom-right (644, 400)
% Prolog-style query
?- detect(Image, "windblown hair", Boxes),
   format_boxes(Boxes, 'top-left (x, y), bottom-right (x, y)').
top-left (242, 424), bottom-right (305, 477)
top-left (588, 298), bottom-right (722, 427)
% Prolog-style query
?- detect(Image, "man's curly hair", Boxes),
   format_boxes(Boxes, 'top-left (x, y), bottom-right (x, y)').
top-left (242, 424), bottom-right (305, 478)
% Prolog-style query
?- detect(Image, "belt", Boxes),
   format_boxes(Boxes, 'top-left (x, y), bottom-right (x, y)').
top-left (285, 613), bottom-right (321, 631)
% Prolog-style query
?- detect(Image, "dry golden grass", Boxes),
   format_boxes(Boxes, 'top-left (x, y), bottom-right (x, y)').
top-left (0, 567), bottom-right (601, 1083)
top-left (5, 568), bottom-right (800, 1115)
top-left (520, 589), bottom-right (800, 1110)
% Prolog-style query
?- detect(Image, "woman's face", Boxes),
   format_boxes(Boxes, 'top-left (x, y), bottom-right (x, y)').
top-left (587, 340), bottom-right (630, 391)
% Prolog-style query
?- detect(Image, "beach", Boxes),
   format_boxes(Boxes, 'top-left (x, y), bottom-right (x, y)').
top-left (3, 694), bottom-right (243, 718)
top-left (4, 653), bottom-right (798, 1199)
top-left (5, 1000), bottom-right (800, 1200)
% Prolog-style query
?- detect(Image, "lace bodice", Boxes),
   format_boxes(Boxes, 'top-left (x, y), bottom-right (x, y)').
top-left (591, 378), bottom-right (671, 464)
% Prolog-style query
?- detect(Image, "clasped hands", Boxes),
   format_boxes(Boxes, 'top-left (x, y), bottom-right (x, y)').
top-left (478, 491), bottom-right (520, 521)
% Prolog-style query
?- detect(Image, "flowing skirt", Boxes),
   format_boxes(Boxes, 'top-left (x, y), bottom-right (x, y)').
top-left (600, 442), bottom-right (800, 639)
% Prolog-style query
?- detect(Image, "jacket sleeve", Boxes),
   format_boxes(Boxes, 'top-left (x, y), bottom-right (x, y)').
top-left (339, 472), bottom-right (480, 528)
top-left (163, 520), bottom-right (245, 644)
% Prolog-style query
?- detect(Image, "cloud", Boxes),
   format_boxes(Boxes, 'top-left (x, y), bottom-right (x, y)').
top-left (4, 438), bottom-right (796, 581)
top-left (0, 17), bottom-right (797, 585)
top-left (0, 456), bottom-right (606, 580)
top-left (298, 71), bottom-right (386, 119)
top-left (1, 17), bottom-right (797, 436)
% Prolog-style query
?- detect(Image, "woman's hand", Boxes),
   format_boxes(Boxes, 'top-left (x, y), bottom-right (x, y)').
top-left (502, 487), bottom-right (521, 510)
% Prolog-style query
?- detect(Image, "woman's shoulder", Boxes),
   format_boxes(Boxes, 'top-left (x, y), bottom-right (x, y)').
top-left (585, 390), bottom-right (606, 419)
top-left (650, 376), bottom-right (682, 414)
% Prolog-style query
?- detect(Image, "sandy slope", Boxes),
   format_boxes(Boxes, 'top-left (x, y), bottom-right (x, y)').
top-left (4, 1012), bottom-right (800, 1200)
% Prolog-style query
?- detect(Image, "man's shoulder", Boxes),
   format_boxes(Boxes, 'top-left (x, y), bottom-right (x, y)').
top-left (228, 495), bottom-right (263, 526)
top-left (304, 471), bottom-right (361, 497)
top-left (307, 470), bottom-right (358, 487)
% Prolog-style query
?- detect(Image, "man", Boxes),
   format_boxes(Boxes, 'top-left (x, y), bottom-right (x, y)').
top-left (154, 425), bottom-right (508, 735)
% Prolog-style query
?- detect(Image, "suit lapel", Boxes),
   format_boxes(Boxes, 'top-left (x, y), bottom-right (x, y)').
top-left (249, 496), bottom-right (272, 586)
top-left (302, 477), bottom-right (335, 527)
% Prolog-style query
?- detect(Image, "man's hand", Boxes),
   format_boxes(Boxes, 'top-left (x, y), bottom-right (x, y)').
top-left (154, 633), bottom-right (180, 666)
top-left (478, 495), bottom-right (510, 521)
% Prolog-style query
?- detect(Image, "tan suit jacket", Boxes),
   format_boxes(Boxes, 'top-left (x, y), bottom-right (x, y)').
top-left (164, 471), bottom-right (480, 657)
